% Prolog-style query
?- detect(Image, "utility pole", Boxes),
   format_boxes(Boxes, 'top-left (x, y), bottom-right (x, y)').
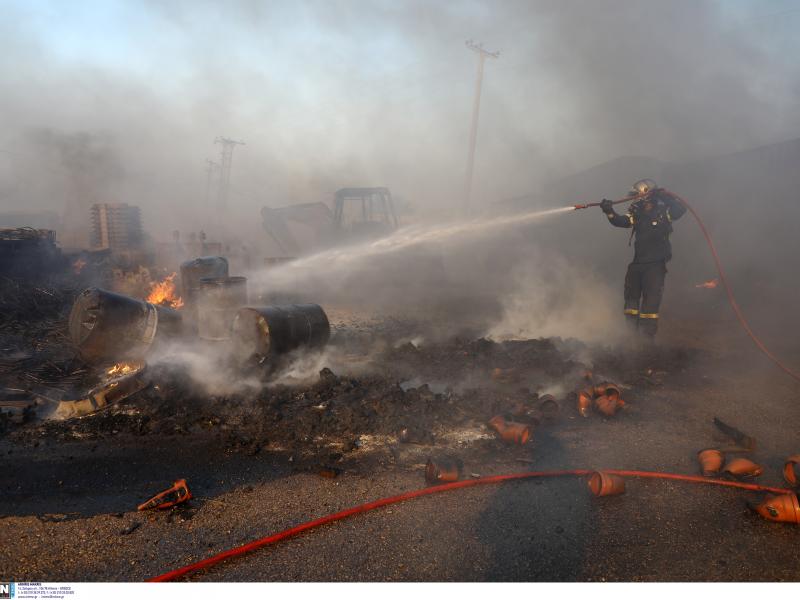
top-left (204, 159), bottom-right (219, 228)
top-left (214, 137), bottom-right (245, 215)
top-left (463, 40), bottom-right (499, 215)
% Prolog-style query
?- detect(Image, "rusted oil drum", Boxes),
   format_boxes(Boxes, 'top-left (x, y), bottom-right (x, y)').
top-left (231, 304), bottom-right (330, 362)
top-left (68, 288), bottom-right (183, 363)
top-left (179, 256), bottom-right (229, 307)
top-left (197, 276), bottom-right (248, 341)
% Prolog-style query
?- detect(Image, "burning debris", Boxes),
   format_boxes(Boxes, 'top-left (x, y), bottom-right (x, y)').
top-left (107, 362), bottom-right (138, 377)
top-left (60, 284), bottom-right (334, 417)
top-left (146, 272), bottom-right (184, 309)
top-left (1, 243), bottom-right (338, 427)
top-left (52, 360), bottom-right (148, 420)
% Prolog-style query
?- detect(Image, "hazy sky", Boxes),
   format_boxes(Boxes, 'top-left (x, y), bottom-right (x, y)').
top-left (2, 0), bottom-right (799, 234)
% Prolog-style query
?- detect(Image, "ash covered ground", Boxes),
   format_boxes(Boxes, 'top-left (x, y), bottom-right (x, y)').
top-left (1, 280), bottom-right (668, 459)
top-left (2, 280), bottom-right (800, 582)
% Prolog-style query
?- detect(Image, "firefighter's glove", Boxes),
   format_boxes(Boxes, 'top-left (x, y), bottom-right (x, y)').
top-left (600, 199), bottom-right (614, 214)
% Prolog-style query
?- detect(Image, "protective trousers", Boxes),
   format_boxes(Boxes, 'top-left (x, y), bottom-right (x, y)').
top-left (623, 261), bottom-right (666, 337)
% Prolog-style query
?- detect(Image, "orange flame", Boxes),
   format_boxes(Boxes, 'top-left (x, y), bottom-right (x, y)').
top-left (695, 279), bottom-right (719, 289)
top-left (146, 272), bottom-right (184, 308)
top-left (107, 362), bottom-right (135, 377)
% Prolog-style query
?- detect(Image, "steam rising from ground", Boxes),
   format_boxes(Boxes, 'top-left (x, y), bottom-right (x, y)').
top-left (147, 340), bottom-right (264, 397)
top-left (146, 332), bottom-right (375, 395)
top-left (487, 251), bottom-right (620, 344)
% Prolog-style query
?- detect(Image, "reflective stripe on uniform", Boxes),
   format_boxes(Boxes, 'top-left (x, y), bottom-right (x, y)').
top-left (623, 308), bottom-right (639, 316)
top-left (639, 313), bottom-right (659, 319)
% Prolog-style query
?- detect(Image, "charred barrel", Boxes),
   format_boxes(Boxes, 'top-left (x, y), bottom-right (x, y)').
top-left (231, 304), bottom-right (330, 361)
top-left (180, 256), bottom-right (229, 308)
top-left (69, 288), bottom-right (183, 363)
top-left (197, 276), bottom-right (248, 341)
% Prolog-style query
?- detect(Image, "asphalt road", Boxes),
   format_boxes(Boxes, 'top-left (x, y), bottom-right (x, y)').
top-left (2, 312), bottom-right (800, 582)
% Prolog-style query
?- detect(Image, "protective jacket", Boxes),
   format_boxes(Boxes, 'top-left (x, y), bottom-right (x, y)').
top-left (606, 190), bottom-right (686, 263)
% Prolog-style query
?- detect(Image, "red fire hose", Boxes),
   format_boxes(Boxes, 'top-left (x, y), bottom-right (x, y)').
top-left (576, 189), bottom-right (800, 384)
top-left (147, 469), bottom-right (791, 582)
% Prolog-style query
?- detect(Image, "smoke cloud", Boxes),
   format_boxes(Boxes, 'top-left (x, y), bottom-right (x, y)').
top-left (3, 1), bottom-right (798, 223)
top-left (2, 0), bottom-right (799, 346)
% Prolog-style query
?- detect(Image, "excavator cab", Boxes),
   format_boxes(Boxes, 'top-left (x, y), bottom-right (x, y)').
top-left (261, 187), bottom-right (399, 258)
top-left (333, 187), bottom-right (398, 241)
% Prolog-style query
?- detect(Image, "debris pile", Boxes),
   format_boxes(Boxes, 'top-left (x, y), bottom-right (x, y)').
top-left (0, 228), bottom-right (65, 279)
top-left (4, 279), bottom-right (597, 457)
top-left (0, 279), bottom-right (90, 400)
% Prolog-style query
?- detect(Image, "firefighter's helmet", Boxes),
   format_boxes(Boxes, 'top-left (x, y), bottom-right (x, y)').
top-left (631, 178), bottom-right (657, 196)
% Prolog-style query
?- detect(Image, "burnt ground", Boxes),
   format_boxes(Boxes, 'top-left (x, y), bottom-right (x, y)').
top-left (1, 283), bottom-right (800, 581)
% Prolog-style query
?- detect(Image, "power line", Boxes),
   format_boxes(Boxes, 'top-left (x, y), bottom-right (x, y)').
top-left (213, 136), bottom-right (244, 216)
top-left (204, 158), bottom-right (219, 229)
top-left (463, 40), bottom-right (499, 216)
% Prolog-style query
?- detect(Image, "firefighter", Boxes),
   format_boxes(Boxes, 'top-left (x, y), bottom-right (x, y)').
top-left (600, 179), bottom-right (686, 339)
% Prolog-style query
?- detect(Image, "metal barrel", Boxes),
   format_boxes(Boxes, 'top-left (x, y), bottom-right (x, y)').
top-left (179, 256), bottom-right (228, 322)
top-left (68, 288), bottom-right (183, 363)
top-left (231, 304), bottom-right (330, 362)
top-left (196, 276), bottom-right (248, 341)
